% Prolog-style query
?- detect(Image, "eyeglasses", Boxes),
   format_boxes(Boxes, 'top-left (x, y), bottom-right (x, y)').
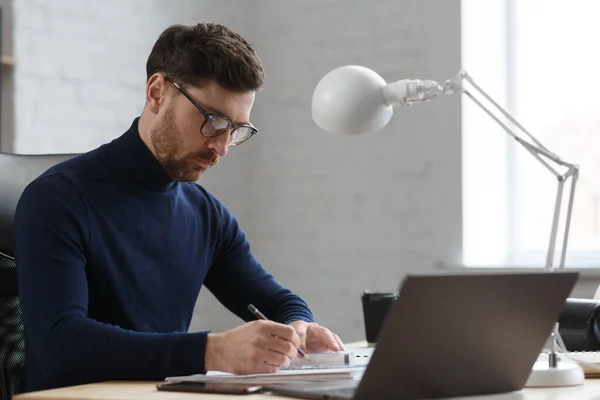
top-left (165, 77), bottom-right (257, 146)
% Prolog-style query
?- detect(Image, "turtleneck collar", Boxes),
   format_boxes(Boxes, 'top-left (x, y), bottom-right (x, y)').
top-left (103, 118), bottom-right (177, 192)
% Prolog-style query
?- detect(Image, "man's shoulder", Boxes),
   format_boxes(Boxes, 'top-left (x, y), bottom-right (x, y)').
top-left (41, 149), bottom-right (99, 179)
top-left (21, 169), bottom-right (80, 206)
top-left (21, 150), bottom-right (102, 202)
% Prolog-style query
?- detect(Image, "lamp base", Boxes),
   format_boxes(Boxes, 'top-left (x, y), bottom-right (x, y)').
top-left (524, 359), bottom-right (585, 387)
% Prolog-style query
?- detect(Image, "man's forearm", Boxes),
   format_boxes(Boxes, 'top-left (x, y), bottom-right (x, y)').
top-left (31, 315), bottom-right (208, 387)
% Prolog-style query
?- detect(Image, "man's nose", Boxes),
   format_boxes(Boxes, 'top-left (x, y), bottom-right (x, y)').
top-left (207, 132), bottom-right (230, 157)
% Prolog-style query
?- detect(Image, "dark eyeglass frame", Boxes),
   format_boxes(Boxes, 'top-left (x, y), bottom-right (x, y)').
top-left (165, 76), bottom-right (258, 146)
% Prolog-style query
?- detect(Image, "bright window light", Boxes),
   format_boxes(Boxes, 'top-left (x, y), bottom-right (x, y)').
top-left (462, 0), bottom-right (600, 268)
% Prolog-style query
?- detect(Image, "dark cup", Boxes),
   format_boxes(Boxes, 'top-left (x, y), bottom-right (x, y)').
top-left (361, 291), bottom-right (399, 344)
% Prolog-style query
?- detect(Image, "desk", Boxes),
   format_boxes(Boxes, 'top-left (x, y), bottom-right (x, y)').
top-left (13, 381), bottom-right (287, 400)
top-left (12, 379), bottom-right (600, 400)
top-left (13, 342), bottom-right (600, 400)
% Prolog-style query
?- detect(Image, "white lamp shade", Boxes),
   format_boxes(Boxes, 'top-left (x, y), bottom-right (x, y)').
top-left (311, 65), bottom-right (393, 135)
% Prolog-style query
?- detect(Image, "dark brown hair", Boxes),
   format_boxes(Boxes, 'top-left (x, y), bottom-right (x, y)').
top-left (146, 23), bottom-right (264, 92)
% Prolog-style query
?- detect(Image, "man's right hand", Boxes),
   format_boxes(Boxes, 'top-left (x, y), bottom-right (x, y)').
top-left (204, 320), bottom-right (302, 374)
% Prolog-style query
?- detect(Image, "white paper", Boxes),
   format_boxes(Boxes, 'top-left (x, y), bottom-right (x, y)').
top-left (165, 366), bottom-right (366, 385)
top-left (285, 349), bottom-right (373, 369)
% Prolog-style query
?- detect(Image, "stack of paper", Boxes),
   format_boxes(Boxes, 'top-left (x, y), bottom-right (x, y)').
top-left (285, 349), bottom-right (374, 369)
top-left (165, 366), bottom-right (366, 385)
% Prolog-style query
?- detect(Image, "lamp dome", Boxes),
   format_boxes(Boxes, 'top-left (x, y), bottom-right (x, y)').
top-left (311, 65), bottom-right (393, 135)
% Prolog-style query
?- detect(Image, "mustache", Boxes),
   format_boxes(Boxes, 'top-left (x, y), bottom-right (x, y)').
top-left (195, 153), bottom-right (219, 165)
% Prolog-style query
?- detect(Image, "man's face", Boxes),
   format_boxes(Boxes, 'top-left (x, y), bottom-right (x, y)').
top-left (149, 79), bottom-right (255, 182)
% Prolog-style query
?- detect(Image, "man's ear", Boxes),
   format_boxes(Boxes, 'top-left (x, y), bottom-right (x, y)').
top-left (145, 73), bottom-right (169, 114)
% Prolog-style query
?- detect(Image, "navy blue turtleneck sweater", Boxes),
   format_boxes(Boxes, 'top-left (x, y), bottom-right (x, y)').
top-left (14, 118), bottom-right (314, 393)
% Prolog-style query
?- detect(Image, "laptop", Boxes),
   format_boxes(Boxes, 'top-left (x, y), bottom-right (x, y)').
top-left (265, 270), bottom-right (578, 400)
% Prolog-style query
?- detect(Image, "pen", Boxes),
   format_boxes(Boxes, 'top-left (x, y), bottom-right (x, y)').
top-left (247, 304), bottom-right (311, 361)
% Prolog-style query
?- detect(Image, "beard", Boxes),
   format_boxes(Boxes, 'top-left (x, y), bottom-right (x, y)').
top-left (149, 105), bottom-right (219, 182)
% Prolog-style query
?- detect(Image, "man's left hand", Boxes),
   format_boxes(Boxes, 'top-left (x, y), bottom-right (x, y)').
top-left (289, 321), bottom-right (346, 354)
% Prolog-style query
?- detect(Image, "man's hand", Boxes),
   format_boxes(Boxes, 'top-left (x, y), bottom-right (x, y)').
top-left (289, 321), bottom-right (346, 353)
top-left (205, 320), bottom-right (302, 374)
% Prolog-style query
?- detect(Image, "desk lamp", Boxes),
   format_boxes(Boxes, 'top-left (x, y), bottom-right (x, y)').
top-left (311, 65), bottom-right (584, 387)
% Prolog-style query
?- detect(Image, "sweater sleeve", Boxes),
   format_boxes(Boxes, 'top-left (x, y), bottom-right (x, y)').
top-left (15, 174), bottom-right (207, 389)
top-left (203, 198), bottom-right (315, 325)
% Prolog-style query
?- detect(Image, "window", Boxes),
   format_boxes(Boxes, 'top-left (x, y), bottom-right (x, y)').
top-left (462, 0), bottom-right (600, 268)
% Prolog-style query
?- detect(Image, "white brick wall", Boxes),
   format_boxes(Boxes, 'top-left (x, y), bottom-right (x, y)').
top-left (11, 0), bottom-right (462, 342)
top-left (12, 0), bottom-right (175, 153)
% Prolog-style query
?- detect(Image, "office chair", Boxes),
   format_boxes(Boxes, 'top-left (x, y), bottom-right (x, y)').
top-left (0, 152), bottom-right (75, 400)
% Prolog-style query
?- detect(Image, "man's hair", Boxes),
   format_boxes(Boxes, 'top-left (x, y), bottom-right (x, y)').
top-left (146, 22), bottom-right (264, 92)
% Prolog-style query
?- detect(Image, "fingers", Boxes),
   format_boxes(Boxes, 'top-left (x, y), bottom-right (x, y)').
top-left (296, 328), bottom-right (308, 353)
top-left (267, 321), bottom-right (302, 348)
top-left (304, 325), bottom-right (345, 353)
top-left (288, 320), bottom-right (310, 353)
top-left (333, 333), bottom-right (347, 351)
top-left (323, 328), bottom-right (341, 351)
top-left (264, 349), bottom-right (292, 369)
top-left (221, 321), bottom-right (309, 375)
top-left (254, 360), bottom-right (279, 374)
top-left (265, 334), bottom-right (298, 360)
top-left (254, 320), bottom-right (302, 362)
top-left (246, 335), bottom-right (294, 373)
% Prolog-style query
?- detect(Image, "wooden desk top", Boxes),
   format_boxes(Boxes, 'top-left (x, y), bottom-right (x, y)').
top-left (13, 381), bottom-right (290, 400)
top-left (13, 379), bottom-right (600, 400)
top-left (14, 342), bottom-right (600, 400)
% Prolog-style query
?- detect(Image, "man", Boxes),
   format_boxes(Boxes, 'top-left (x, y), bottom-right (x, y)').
top-left (14, 22), bottom-right (344, 393)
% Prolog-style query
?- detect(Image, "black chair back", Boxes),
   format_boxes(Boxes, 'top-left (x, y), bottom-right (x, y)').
top-left (0, 252), bottom-right (21, 400)
top-left (0, 152), bottom-right (75, 400)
